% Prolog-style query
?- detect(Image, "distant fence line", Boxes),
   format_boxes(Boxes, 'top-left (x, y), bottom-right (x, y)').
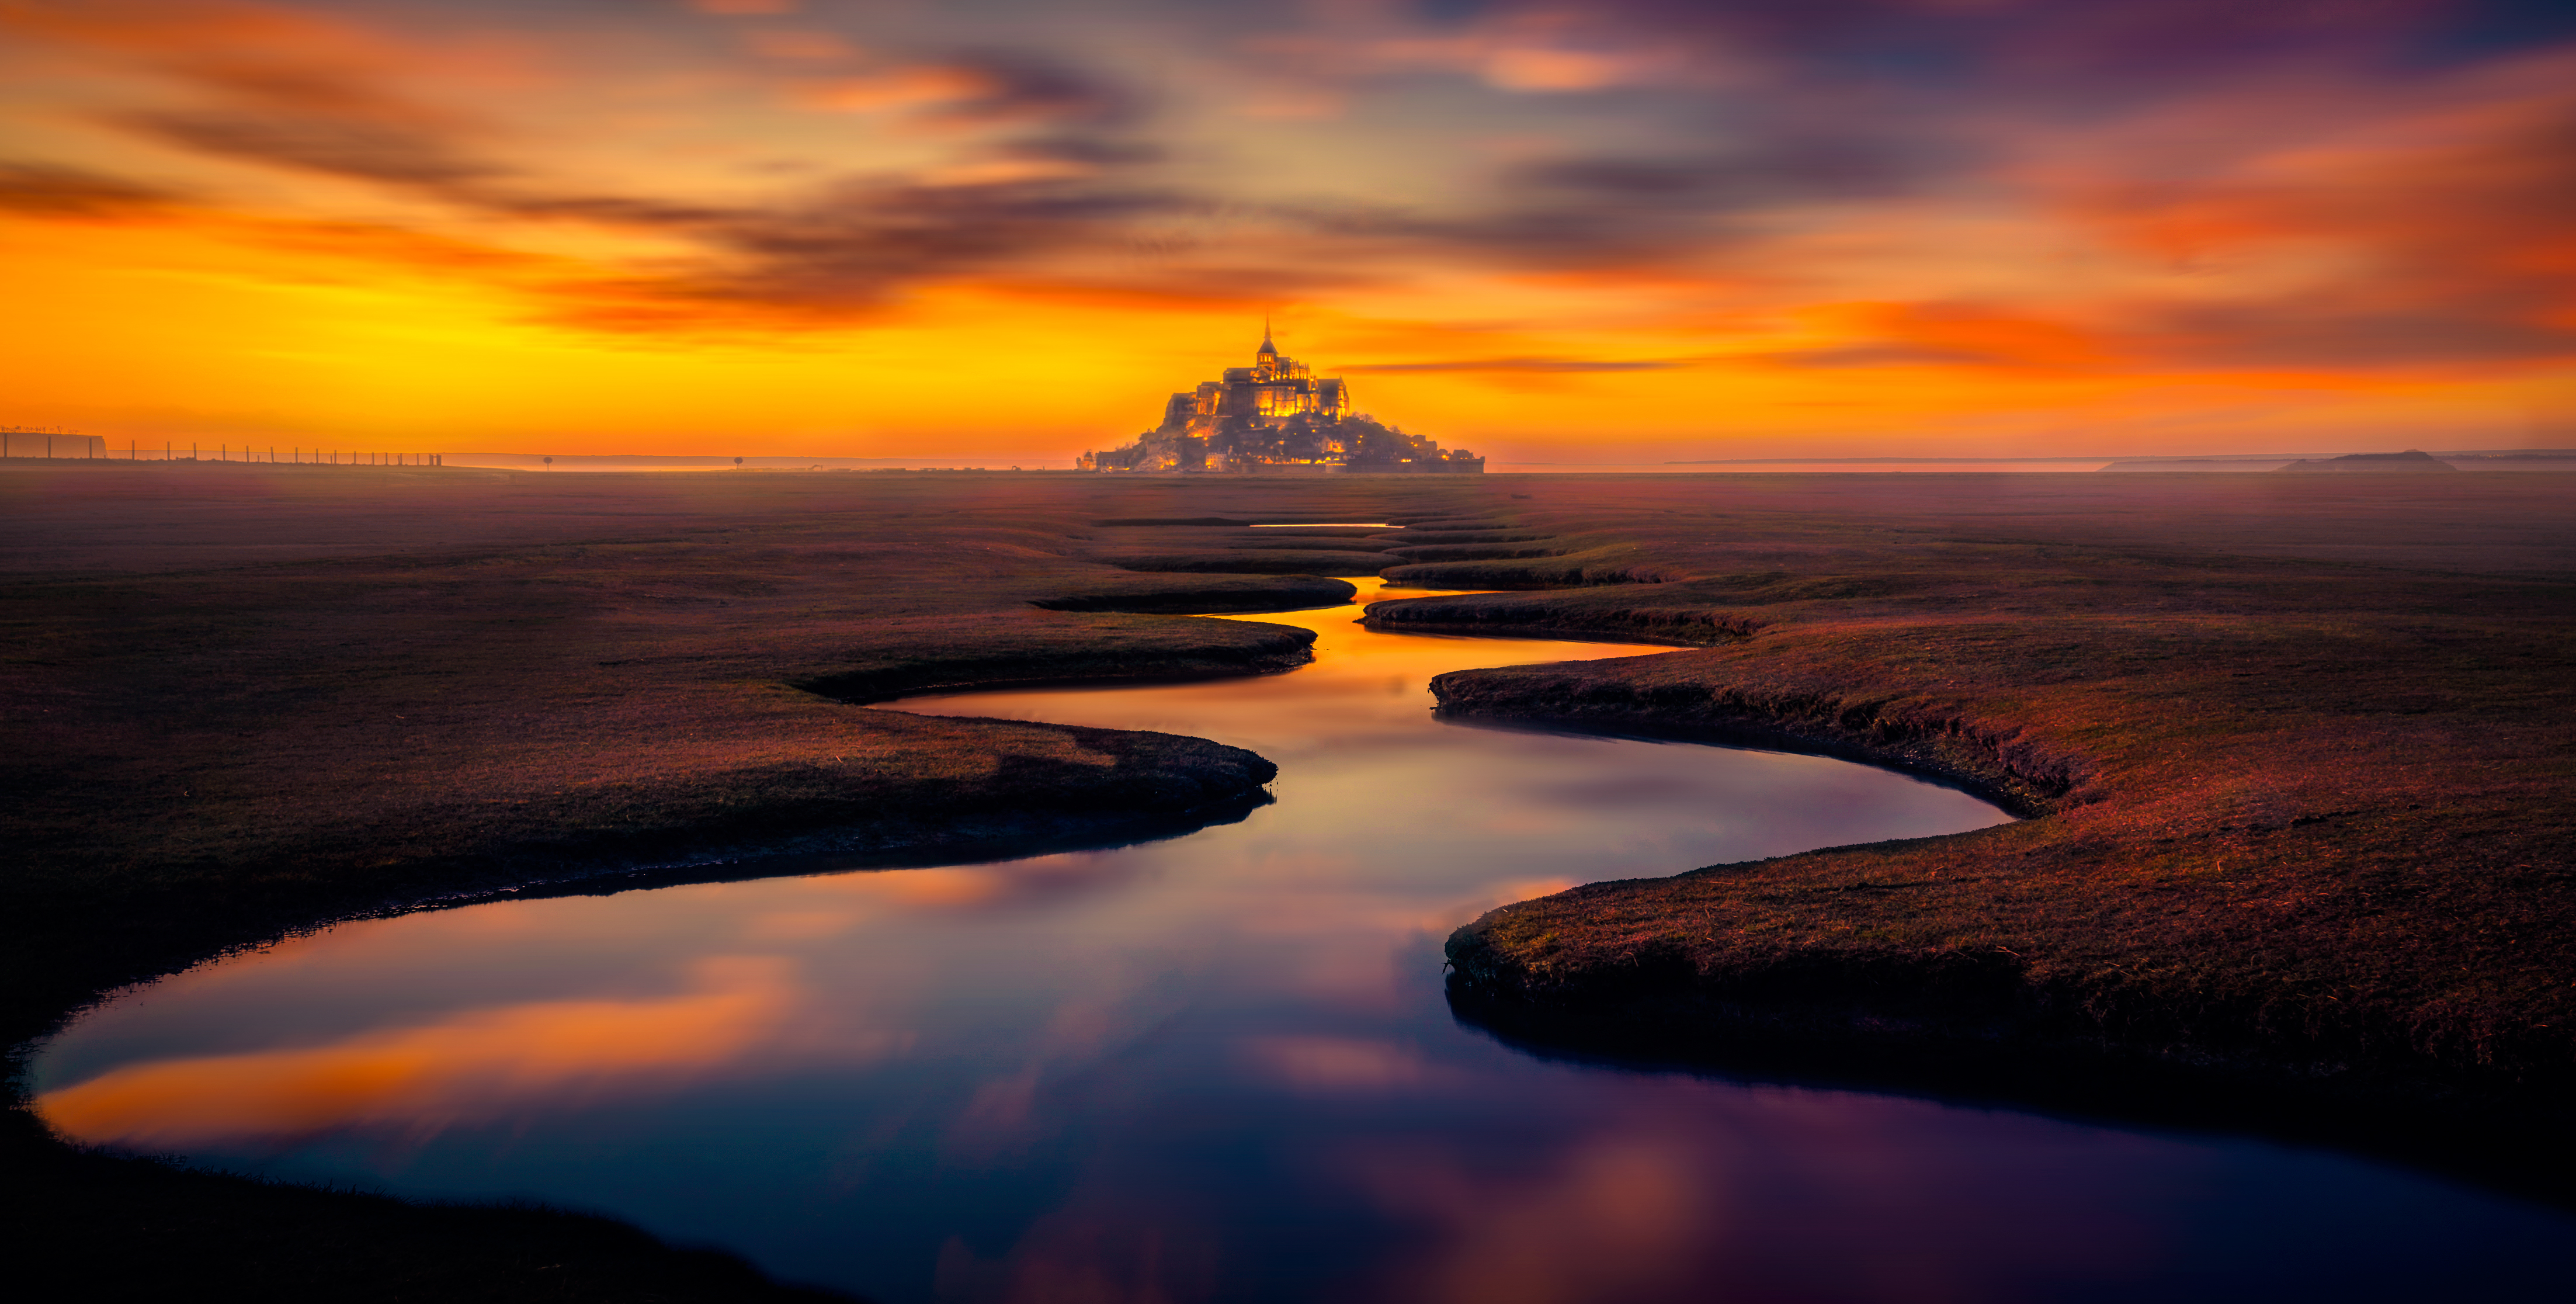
top-left (1, 431), bottom-right (442, 466)
top-left (1, 429), bottom-right (104, 459)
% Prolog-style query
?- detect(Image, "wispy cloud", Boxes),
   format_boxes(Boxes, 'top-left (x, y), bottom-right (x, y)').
top-left (1342, 356), bottom-right (1697, 373)
top-left (0, 161), bottom-right (183, 217)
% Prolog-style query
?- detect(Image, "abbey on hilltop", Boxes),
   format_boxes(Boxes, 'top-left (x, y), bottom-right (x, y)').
top-left (1079, 331), bottom-right (1483, 474)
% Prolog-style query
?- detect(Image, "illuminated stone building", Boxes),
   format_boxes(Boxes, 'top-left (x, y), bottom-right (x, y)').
top-left (1080, 332), bottom-right (1483, 474)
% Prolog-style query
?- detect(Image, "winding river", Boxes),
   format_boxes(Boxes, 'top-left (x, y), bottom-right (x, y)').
top-left (33, 579), bottom-right (2574, 1300)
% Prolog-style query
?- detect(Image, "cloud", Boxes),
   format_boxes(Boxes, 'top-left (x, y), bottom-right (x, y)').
top-left (742, 27), bottom-right (857, 62)
top-left (1279, 196), bottom-right (1715, 272)
top-left (1499, 133), bottom-right (1930, 206)
top-left (113, 108), bottom-right (503, 189)
top-left (2140, 303), bottom-right (2575, 367)
top-left (1244, 76), bottom-right (1949, 273)
top-left (798, 65), bottom-right (1008, 115)
top-left (8, 0), bottom-right (2574, 382)
top-left (0, 161), bottom-right (183, 218)
top-left (2040, 62), bottom-right (2576, 369)
top-left (918, 52), bottom-right (1139, 128)
top-left (1342, 356), bottom-right (1696, 373)
top-left (1762, 343), bottom-right (2018, 369)
top-left (799, 53), bottom-right (1137, 129)
top-left (264, 167), bottom-right (1185, 335)
top-left (1356, 16), bottom-right (1681, 94)
top-left (68, 100), bottom-right (1180, 335)
top-left (627, 174), bottom-right (1180, 315)
top-left (1449, 0), bottom-right (2566, 92)
top-left (33, 16), bottom-right (1174, 332)
top-left (1481, 46), bottom-right (1636, 92)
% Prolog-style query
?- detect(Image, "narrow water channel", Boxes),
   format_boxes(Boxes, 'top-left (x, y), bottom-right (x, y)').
top-left (32, 580), bottom-right (2574, 1300)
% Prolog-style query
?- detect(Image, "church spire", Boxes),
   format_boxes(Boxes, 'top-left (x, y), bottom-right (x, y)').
top-left (1258, 315), bottom-right (1276, 357)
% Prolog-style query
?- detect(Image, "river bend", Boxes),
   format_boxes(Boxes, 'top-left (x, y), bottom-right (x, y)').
top-left (32, 579), bottom-right (2572, 1301)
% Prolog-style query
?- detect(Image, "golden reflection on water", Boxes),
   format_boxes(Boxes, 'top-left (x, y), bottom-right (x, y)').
top-left (40, 956), bottom-right (811, 1146)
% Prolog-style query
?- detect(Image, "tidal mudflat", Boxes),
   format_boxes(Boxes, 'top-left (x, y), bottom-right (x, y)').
top-left (6, 463), bottom-right (2575, 1297)
top-left (34, 580), bottom-right (2574, 1302)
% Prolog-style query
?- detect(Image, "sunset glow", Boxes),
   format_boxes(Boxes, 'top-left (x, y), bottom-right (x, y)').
top-left (5, 0), bottom-right (2572, 460)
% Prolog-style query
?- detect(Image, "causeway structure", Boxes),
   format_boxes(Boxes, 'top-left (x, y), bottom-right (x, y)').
top-left (1081, 331), bottom-right (1484, 474)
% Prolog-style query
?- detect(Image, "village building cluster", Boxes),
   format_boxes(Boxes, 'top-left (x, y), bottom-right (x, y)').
top-left (1079, 333), bottom-right (1484, 474)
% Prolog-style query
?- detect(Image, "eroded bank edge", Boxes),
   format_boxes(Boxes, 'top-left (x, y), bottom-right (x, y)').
top-left (1383, 596), bottom-right (2576, 1202)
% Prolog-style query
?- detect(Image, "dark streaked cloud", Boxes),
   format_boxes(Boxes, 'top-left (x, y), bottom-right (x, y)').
top-left (1761, 344), bottom-right (2020, 370)
top-left (1341, 356), bottom-right (1695, 373)
top-left (909, 51), bottom-right (1140, 129)
top-left (447, 171), bottom-right (1193, 331)
top-left (47, 22), bottom-right (1181, 330)
top-left (0, 162), bottom-right (184, 218)
top-left (1436, 0), bottom-right (2576, 86)
top-left (1276, 193), bottom-right (1723, 270)
top-left (1506, 141), bottom-right (1917, 204)
top-left (2138, 304), bottom-right (2576, 369)
top-left (638, 175), bottom-right (1183, 317)
top-left (113, 109), bottom-right (503, 189)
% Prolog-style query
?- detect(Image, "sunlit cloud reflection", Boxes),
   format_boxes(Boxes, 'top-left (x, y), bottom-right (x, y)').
top-left (39, 955), bottom-right (815, 1146)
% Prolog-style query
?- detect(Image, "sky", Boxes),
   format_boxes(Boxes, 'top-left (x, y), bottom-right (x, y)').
top-left (4, 0), bottom-right (2574, 463)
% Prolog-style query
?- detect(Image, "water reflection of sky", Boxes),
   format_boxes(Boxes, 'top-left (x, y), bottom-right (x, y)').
top-left (34, 582), bottom-right (2574, 1301)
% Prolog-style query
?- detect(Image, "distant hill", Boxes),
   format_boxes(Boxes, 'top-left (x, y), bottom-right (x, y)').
top-left (2099, 457), bottom-right (2296, 473)
top-left (2101, 448), bottom-right (2576, 473)
top-left (2277, 449), bottom-right (2457, 474)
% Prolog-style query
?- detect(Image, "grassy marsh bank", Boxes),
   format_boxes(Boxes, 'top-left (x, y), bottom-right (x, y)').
top-left (1408, 475), bottom-right (2576, 1156)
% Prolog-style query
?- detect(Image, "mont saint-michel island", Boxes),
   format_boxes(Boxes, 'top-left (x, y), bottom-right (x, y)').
top-left (1079, 332), bottom-right (1484, 474)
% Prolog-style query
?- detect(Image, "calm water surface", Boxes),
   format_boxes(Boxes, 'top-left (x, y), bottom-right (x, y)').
top-left (34, 580), bottom-right (2572, 1300)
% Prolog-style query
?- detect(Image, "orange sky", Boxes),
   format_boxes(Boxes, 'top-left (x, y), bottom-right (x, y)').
top-left (4, 0), bottom-right (2572, 462)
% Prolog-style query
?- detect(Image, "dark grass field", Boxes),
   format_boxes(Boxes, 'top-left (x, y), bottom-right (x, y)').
top-left (5, 461), bottom-right (2574, 1292)
top-left (1391, 474), bottom-right (2576, 1194)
